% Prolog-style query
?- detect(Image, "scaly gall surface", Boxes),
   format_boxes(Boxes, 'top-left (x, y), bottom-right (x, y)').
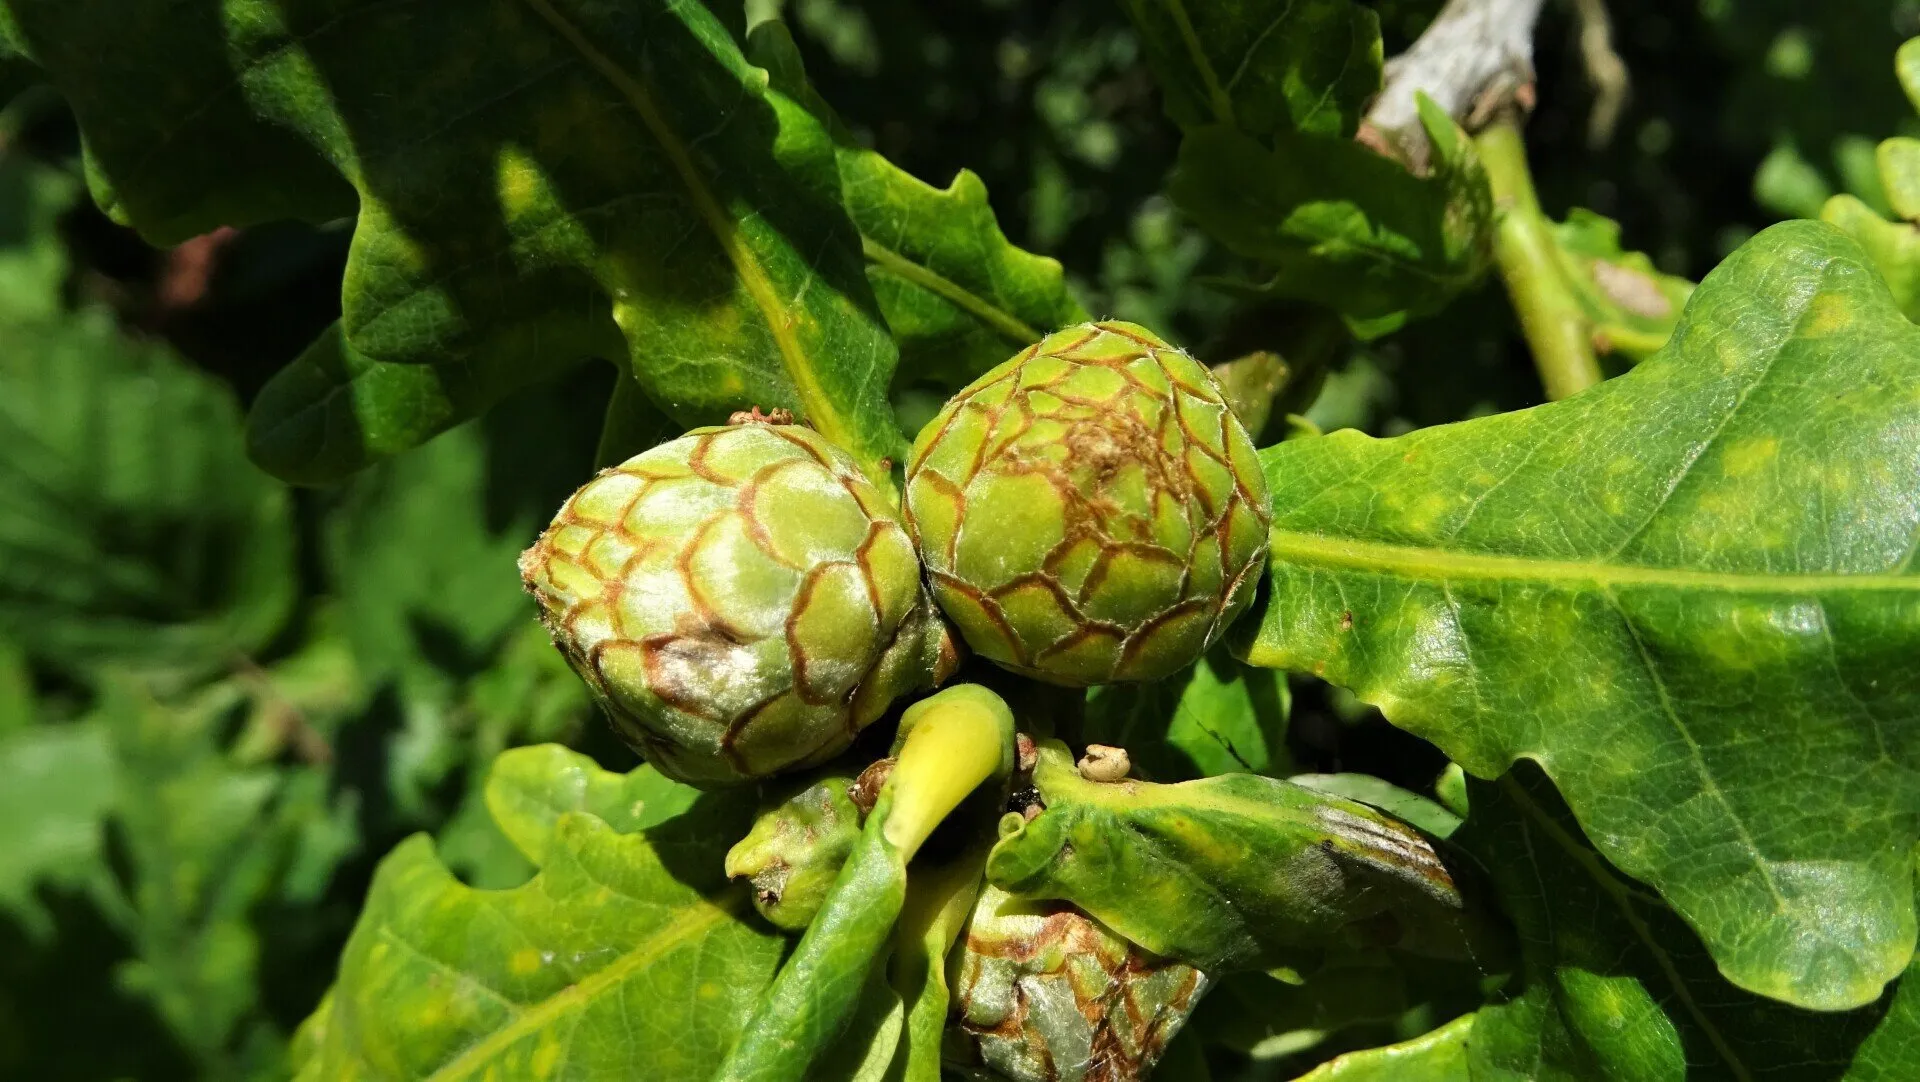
top-left (521, 422), bottom-right (951, 787)
top-left (905, 321), bottom-right (1272, 686)
top-left (947, 884), bottom-right (1210, 1082)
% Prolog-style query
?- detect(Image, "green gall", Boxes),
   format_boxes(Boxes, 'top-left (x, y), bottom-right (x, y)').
top-left (521, 422), bottom-right (956, 787)
top-left (946, 885), bottom-right (1209, 1082)
top-left (724, 772), bottom-right (863, 932)
top-left (905, 321), bottom-right (1272, 686)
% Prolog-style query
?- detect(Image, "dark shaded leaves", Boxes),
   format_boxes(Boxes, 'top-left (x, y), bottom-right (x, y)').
top-left (0, 305), bottom-right (295, 681)
top-left (1081, 647), bottom-right (1292, 780)
top-left (1455, 767), bottom-right (1906, 1082)
top-left (1172, 104), bottom-right (1492, 326)
top-left (1119, 0), bottom-right (1382, 139)
top-left (751, 20), bottom-right (1088, 394)
top-left (1, 0), bottom-right (902, 481)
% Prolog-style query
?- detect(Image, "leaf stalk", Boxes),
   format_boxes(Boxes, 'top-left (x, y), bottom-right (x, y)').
top-left (1476, 120), bottom-right (1604, 400)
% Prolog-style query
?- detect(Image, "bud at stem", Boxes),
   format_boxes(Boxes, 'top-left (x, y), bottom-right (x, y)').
top-left (885, 684), bottom-right (1017, 857)
top-left (717, 684), bottom-right (1015, 1081)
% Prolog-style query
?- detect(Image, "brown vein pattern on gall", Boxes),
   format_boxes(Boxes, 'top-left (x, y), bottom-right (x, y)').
top-left (906, 321), bottom-right (1273, 686)
top-left (519, 423), bottom-right (953, 788)
top-left (947, 885), bottom-right (1210, 1082)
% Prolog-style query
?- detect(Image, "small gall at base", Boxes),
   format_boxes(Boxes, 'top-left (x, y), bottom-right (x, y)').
top-left (1078, 744), bottom-right (1130, 783)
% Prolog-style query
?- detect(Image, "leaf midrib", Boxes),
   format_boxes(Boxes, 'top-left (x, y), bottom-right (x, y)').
top-left (517, 0), bottom-right (863, 466)
top-left (1267, 529), bottom-right (1920, 593)
top-left (1154, 0), bottom-right (1234, 126)
top-left (859, 235), bottom-right (1039, 345)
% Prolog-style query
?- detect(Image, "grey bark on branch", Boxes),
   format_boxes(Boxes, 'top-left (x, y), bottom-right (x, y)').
top-left (1361, 0), bottom-right (1546, 171)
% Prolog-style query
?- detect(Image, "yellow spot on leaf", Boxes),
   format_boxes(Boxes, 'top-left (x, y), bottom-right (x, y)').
top-left (497, 147), bottom-right (544, 220)
top-left (1401, 491), bottom-right (1454, 530)
top-left (1715, 336), bottom-right (1744, 371)
top-left (1803, 293), bottom-right (1853, 337)
top-left (1721, 436), bottom-right (1779, 477)
top-left (1699, 624), bottom-right (1757, 669)
top-left (510, 948), bottom-right (544, 976)
top-left (532, 1038), bottom-right (561, 1077)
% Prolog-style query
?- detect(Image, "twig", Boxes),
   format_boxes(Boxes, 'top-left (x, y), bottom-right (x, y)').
top-left (1567, 0), bottom-right (1629, 148)
top-left (1361, 0), bottom-right (1546, 170)
top-left (230, 653), bottom-right (335, 766)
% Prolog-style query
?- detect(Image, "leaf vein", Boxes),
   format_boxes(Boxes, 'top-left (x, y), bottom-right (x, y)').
top-left (1607, 275), bottom-right (1802, 561)
top-left (371, 924), bottom-right (525, 1014)
top-left (1222, 0), bottom-right (1294, 95)
top-left (860, 235), bottom-right (1039, 346)
top-left (1601, 584), bottom-right (1790, 921)
top-left (1266, 530), bottom-right (1920, 592)
top-left (424, 888), bottom-right (744, 1081)
top-left (1154, 0), bottom-right (1234, 126)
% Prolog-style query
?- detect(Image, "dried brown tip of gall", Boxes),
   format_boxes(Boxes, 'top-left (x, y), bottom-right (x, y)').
top-left (515, 544), bottom-right (543, 594)
top-left (728, 406), bottom-right (797, 426)
top-left (749, 861), bottom-right (791, 907)
top-left (849, 758), bottom-right (894, 816)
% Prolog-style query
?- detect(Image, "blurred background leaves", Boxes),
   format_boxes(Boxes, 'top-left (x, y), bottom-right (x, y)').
top-left (3, 0), bottom-right (1919, 1078)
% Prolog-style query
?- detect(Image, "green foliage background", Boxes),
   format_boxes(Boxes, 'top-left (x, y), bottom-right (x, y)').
top-left (2, 0), bottom-right (1919, 1079)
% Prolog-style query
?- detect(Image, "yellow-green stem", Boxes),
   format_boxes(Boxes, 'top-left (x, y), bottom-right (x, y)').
top-left (885, 684), bottom-right (1015, 857)
top-left (1476, 120), bottom-right (1603, 401)
top-left (889, 850), bottom-right (988, 1080)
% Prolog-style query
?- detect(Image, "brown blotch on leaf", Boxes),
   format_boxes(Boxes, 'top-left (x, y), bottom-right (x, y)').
top-left (1348, 910), bottom-right (1406, 950)
top-left (1592, 259), bottom-right (1674, 319)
